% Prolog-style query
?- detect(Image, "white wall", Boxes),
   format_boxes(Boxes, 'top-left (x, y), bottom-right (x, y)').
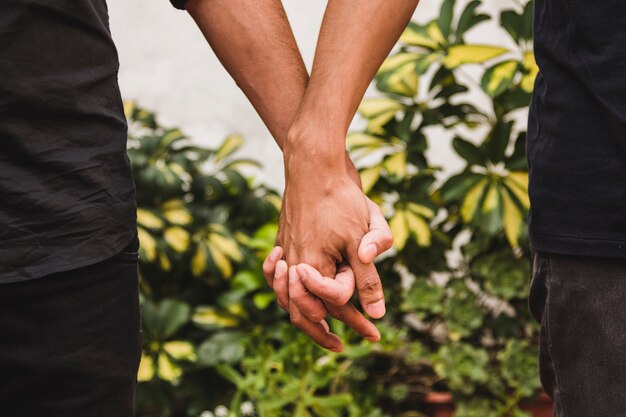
top-left (108, 0), bottom-right (520, 190)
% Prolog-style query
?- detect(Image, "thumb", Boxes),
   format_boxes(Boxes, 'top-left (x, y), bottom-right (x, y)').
top-left (358, 198), bottom-right (393, 264)
top-left (347, 244), bottom-right (386, 319)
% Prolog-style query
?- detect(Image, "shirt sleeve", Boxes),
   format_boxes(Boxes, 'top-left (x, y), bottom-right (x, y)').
top-left (170, 0), bottom-right (187, 10)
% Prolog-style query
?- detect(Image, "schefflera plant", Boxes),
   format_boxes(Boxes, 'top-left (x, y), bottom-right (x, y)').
top-left (348, 0), bottom-right (542, 415)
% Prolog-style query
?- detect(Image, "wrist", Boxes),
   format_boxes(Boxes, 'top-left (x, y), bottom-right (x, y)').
top-left (284, 121), bottom-right (347, 176)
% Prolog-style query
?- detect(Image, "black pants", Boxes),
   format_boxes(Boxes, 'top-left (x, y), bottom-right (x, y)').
top-left (529, 253), bottom-right (626, 417)
top-left (0, 236), bottom-right (141, 417)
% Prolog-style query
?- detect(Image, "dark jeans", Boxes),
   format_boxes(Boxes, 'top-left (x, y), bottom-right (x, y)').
top-left (0, 235), bottom-right (141, 417)
top-left (529, 253), bottom-right (626, 417)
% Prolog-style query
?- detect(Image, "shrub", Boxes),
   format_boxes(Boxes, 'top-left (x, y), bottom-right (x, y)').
top-left (129, 1), bottom-right (541, 416)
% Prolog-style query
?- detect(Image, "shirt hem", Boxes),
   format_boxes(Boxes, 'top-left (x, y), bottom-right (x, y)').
top-left (0, 228), bottom-right (138, 284)
top-left (531, 232), bottom-right (626, 260)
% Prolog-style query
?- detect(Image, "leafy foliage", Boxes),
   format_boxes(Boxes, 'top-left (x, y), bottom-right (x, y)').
top-left (129, 1), bottom-right (542, 416)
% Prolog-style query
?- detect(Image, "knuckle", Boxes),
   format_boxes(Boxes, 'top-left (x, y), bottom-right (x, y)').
top-left (290, 314), bottom-right (303, 326)
top-left (327, 305), bottom-right (347, 320)
top-left (357, 273), bottom-right (382, 293)
top-left (310, 309), bottom-right (327, 322)
top-left (330, 291), bottom-right (351, 306)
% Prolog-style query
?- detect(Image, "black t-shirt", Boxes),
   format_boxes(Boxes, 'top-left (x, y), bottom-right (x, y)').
top-left (0, 0), bottom-right (136, 283)
top-left (528, 0), bottom-right (626, 258)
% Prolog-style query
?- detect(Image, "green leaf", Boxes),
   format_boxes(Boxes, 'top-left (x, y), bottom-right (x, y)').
top-left (521, 51), bottom-right (538, 92)
top-left (452, 137), bottom-right (486, 165)
top-left (400, 22), bottom-right (440, 49)
top-left (461, 178), bottom-right (488, 223)
top-left (164, 226), bottom-right (190, 253)
top-left (456, 1), bottom-right (490, 38)
top-left (215, 134), bottom-right (244, 162)
top-left (440, 172), bottom-right (483, 202)
top-left (482, 120), bottom-right (513, 163)
top-left (390, 210), bottom-right (409, 250)
top-left (481, 60), bottom-right (519, 97)
top-left (307, 394), bottom-right (353, 408)
top-left (358, 98), bottom-right (404, 119)
top-left (360, 165), bottom-right (382, 193)
top-left (444, 45), bottom-right (508, 68)
top-left (438, 0), bottom-right (456, 39)
top-left (502, 186), bottom-right (524, 248)
top-left (192, 306), bottom-right (239, 330)
top-left (383, 152), bottom-right (407, 178)
top-left (500, 10), bottom-right (523, 43)
top-left (406, 210), bottom-right (431, 247)
top-left (252, 292), bottom-right (275, 309)
top-left (142, 299), bottom-right (191, 340)
top-left (198, 331), bottom-right (248, 366)
top-left (163, 340), bottom-right (197, 362)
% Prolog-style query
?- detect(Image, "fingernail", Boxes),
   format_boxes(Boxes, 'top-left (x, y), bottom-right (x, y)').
top-left (274, 260), bottom-right (286, 278)
top-left (366, 244), bottom-right (378, 260)
top-left (288, 266), bottom-right (298, 283)
top-left (295, 265), bottom-right (307, 280)
top-left (329, 342), bottom-right (344, 353)
top-left (366, 328), bottom-right (381, 342)
top-left (269, 247), bottom-right (281, 262)
top-left (366, 300), bottom-right (386, 318)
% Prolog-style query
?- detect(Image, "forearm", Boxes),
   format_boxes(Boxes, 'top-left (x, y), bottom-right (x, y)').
top-left (286, 0), bottom-right (420, 166)
top-left (186, 0), bottom-right (361, 184)
top-left (186, 0), bottom-right (307, 149)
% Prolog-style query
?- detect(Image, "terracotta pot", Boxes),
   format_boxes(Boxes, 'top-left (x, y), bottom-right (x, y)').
top-left (421, 392), bottom-right (553, 417)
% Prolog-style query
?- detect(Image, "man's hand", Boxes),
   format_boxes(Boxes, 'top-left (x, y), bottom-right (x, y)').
top-left (263, 187), bottom-right (393, 352)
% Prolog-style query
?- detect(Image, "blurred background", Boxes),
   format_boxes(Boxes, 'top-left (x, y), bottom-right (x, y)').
top-left (109, 1), bottom-right (546, 416)
top-left (109, 0), bottom-right (524, 189)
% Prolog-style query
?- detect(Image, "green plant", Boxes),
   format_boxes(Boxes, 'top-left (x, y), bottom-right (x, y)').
top-left (128, 1), bottom-right (543, 416)
top-left (349, 0), bottom-right (541, 414)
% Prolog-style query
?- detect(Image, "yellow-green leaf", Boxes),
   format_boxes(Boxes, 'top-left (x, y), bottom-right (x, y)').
top-left (347, 133), bottom-right (387, 150)
top-left (400, 23), bottom-right (440, 49)
top-left (209, 233), bottom-right (243, 262)
top-left (482, 60), bottom-right (518, 97)
top-left (521, 51), bottom-right (539, 92)
top-left (191, 243), bottom-right (208, 277)
top-left (164, 227), bottom-right (190, 253)
top-left (390, 210), bottom-right (409, 250)
top-left (408, 202), bottom-right (436, 218)
top-left (444, 45), bottom-right (508, 69)
top-left (163, 341), bottom-right (197, 362)
top-left (215, 134), bottom-right (244, 162)
top-left (379, 52), bottom-right (423, 73)
top-left (505, 172), bottom-right (530, 208)
top-left (138, 227), bottom-right (157, 262)
top-left (406, 211), bottom-right (431, 247)
top-left (137, 208), bottom-right (164, 230)
top-left (360, 165), bottom-right (382, 194)
top-left (502, 188), bottom-right (523, 248)
top-left (380, 61), bottom-right (419, 97)
top-left (208, 242), bottom-right (233, 278)
top-left (159, 252), bottom-right (172, 271)
top-left (358, 98), bottom-right (404, 119)
top-left (384, 152), bottom-right (407, 178)
top-left (123, 100), bottom-right (136, 120)
top-left (137, 354), bottom-right (154, 381)
top-left (481, 183), bottom-right (499, 213)
top-left (461, 178), bottom-right (488, 223)
top-left (426, 21), bottom-right (447, 46)
top-left (192, 306), bottom-right (240, 328)
top-left (157, 353), bottom-right (183, 383)
top-left (163, 206), bottom-right (192, 225)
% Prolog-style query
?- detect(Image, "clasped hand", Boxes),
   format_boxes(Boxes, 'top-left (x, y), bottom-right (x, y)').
top-left (262, 150), bottom-right (393, 352)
